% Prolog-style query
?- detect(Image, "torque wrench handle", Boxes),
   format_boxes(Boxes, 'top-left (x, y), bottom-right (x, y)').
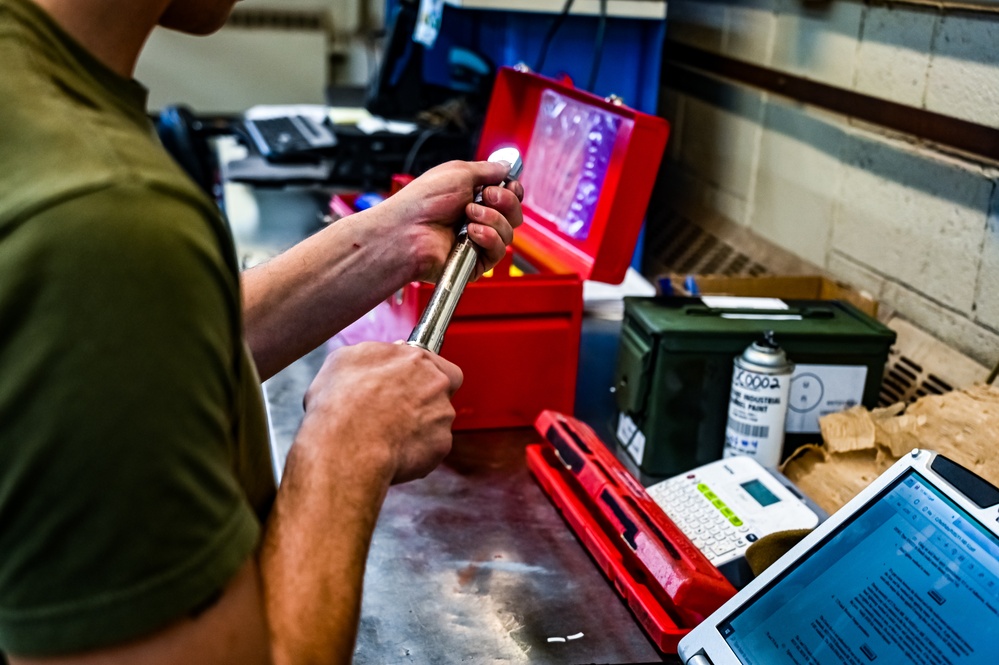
top-left (407, 147), bottom-right (524, 354)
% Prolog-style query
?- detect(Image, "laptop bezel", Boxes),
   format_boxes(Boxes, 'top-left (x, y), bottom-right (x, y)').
top-left (677, 448), bottom-right (999, 664)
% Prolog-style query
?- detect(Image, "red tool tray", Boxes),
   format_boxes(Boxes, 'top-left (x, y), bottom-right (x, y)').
top-left (527, 410), bottom-right (737, 653)
top-left (335, 67), bottom-right (669, 430)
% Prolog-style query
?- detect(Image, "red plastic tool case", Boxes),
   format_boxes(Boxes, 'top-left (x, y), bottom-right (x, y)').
top-left (348, 67), bottom-right (669, 430)
top-left (528, 410), bottom-right (737, 653)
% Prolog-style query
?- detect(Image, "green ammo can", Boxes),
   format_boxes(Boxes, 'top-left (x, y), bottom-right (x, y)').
top-left (612, 296), bottom-right (896, 478)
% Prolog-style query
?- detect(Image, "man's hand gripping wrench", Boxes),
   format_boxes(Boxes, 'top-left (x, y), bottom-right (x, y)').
top-left (407, 147), bottom-right (524, 354)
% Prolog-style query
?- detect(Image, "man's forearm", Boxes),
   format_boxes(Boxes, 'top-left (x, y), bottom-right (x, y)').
top-left (241, 211), bottom-right (419, 380)
top-left (258, 424), bottom-right (393, 665)
top-left (256, 335), bottom-right (459, 663)
top-left (240, 159), bottom-right (523, 381)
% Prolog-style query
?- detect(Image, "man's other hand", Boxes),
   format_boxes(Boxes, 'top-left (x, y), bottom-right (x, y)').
top-left (300, 341), bottom-right (463, 485)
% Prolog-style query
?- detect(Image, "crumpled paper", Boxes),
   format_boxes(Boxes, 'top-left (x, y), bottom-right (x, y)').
top-left (781, 384), bottom-right (999, 514)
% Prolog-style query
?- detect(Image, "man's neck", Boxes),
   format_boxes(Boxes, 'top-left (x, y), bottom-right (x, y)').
top-left (31, 0), bottom-right (168, 77)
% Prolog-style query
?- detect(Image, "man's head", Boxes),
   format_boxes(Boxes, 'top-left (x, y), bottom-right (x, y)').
top-left (32, 0), bottom-right (243, 74)
top-left (157, 0), bottom-right (240, 36)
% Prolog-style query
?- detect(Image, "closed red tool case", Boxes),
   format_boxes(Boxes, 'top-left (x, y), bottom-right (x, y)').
top-left (527, 410), bottom-right (737, 653)
top-left (363, 67), bottom-right (670, 429)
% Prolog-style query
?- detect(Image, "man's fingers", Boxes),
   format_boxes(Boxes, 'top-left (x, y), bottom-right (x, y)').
top-left (481, 185), bottom-right (524, 227)
top-left (506, 179), bottom-right (525, 202)
top-left (467, 224), bottom-right (507, 274)
top-left (426, 351), bottom-right (463, 395)
top-left (466, 159), bottom-right (512, 188)
top-left (467, 204), bottom-right (514, 246)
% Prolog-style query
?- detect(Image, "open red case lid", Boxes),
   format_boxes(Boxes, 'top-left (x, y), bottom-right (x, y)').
top-left (475, 67), bottom-right (670, 284)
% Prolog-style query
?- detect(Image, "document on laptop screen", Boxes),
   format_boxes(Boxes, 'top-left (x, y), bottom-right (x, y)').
top-left (719, 470), bottom-right (999, 664)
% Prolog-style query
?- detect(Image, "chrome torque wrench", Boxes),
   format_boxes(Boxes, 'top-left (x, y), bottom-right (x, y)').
top-left (407, 147), bottom-right (524, 354)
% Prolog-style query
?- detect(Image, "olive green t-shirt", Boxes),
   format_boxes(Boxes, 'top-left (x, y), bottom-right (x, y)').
top-left (0, 0), bottom-right (276, 656)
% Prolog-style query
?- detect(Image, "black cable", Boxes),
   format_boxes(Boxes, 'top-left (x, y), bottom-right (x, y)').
top-left (533, 0), bottom-right (576, 74)
top-left (586, 0), bottom-right (608, 92)
top-left (403, 127), bottom-right (442, 175)
top-left (365, 29), bottom-right (385, 92)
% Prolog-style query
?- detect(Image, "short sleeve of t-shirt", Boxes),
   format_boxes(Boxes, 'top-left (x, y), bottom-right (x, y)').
top-left (0, 183), bottom-right (261, 656)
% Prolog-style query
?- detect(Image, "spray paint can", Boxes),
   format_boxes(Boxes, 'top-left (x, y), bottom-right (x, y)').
top-left (722, 332), bottom-right (793, 467)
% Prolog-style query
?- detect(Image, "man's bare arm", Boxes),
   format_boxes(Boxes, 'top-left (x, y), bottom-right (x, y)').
top-left (241, 160), bottom-right (523, 380)
top-left (10, 342), bottom-right (462, 665)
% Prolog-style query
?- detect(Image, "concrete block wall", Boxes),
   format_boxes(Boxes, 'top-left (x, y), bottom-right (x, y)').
top-left (658, 0), bottom-right (999, 368)
top-left (665, 0), bottom-right (999, 128)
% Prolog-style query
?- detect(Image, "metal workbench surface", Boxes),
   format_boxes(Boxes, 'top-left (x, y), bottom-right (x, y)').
top-left (226, 177), bottom-right (669, 663)
top-left (263, 347), bottom-right (668, 664)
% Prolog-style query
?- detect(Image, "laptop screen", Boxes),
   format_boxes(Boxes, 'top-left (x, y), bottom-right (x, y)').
top-left (718, 469), bottom-right (999, 663)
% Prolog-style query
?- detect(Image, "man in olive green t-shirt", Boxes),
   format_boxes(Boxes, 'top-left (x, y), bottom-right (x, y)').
top-left (0, 0), bottom-right (524, 662)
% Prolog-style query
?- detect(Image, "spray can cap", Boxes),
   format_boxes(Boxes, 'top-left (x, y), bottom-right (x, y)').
top-left (741, 331), bottom-right (792, 371)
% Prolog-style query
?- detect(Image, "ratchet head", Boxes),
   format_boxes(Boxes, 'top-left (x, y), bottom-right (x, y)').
top-left (488, 146), bottom-right (523, 181)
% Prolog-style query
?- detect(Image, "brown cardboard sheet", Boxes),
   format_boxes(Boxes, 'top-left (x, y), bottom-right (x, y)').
top-left (781, 384), bottom-right (999, 514)
top-left (660, 274), bottom-right (880, 319)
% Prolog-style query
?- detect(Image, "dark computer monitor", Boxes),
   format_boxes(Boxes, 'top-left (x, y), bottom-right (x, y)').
top-left (366, 0), bottom-right (493, 121)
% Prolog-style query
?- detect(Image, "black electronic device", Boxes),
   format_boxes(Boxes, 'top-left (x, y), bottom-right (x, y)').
top-left (242, 115), bottom-right (338, 163)
top-left (366, 0), bottom-right (439, 120)
top-left (678, 449), bottom-right (999, 664)
top-left (324, 124), bottom-right (471, 190)
top-left (155, 104), bottom-right (222, 198)
top-left (366, 0), bottom-right (494, 121)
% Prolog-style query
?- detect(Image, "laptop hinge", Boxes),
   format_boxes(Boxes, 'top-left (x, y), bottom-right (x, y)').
top-left (687, 655), bottom-right (713, 665)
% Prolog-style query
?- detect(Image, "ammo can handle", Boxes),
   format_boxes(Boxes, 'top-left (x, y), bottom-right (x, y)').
top-left (685, 306), bottom-right (834, 319)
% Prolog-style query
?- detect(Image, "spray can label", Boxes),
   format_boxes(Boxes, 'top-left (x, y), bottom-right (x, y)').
top-left (723, 337), bottom-right (793, 467)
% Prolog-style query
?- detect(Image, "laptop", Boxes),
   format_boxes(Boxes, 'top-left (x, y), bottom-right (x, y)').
top-left (678, 448), bottom-right (999, 664)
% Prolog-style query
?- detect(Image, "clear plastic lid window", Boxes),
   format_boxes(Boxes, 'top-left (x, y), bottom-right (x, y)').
top-left (520, 90), bottom-right (631, 241)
